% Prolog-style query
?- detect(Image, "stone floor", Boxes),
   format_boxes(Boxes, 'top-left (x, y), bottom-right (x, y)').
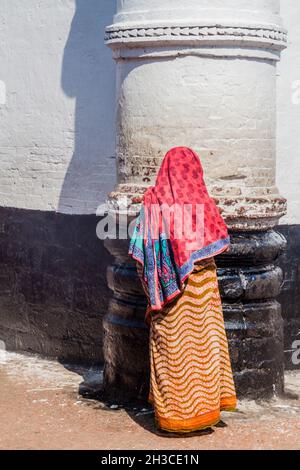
top-left (0, 351), bottom-right (300, 450)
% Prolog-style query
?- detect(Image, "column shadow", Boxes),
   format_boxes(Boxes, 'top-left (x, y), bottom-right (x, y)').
top-left (60, 0), bottom-right (117, 213)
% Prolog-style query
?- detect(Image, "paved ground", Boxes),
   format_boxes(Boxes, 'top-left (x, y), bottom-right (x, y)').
top-left (0, 351), bottom-right (300, 450)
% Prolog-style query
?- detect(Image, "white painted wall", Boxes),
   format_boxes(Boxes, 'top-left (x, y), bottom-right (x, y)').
top-left (277, 0), bottom-right (300, 225)
top-left (0, 0), bottom-right (299, 223)
top-left (0, 0), bottom-right (116, 214)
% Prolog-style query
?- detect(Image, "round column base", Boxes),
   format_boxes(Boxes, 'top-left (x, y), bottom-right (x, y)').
top-left (102, 229), bottom-right (286, 403)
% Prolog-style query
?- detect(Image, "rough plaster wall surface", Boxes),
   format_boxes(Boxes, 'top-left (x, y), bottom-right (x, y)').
top-left (277, 0), bottom-right (300, 225)
top-left (0, 0), bottom-right (117, 215)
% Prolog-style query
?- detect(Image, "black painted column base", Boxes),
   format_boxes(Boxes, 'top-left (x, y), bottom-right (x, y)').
top-left (101, 239), bottom-right (149, 405)
top-left (217, 230), bottom-right (286, 398)
top-left (102, 229), bottom-right (286, 404)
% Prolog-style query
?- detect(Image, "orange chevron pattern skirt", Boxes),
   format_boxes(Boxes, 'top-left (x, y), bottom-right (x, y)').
top-left (148, 258), bottom-right (237, 433)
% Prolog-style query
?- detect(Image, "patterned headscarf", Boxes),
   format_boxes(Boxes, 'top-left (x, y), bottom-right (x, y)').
top-left (129, 147), bottom-right (229, 312)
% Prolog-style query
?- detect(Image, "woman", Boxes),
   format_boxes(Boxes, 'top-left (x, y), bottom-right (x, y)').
top-left (129, 147), bottom-right (236, 433)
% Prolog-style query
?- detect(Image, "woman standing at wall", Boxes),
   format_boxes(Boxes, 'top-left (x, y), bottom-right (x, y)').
top-left (129, 147), bottom-right (236, 434)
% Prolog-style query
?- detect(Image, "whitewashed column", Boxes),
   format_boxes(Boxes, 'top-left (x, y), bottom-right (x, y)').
top-left (103, 0), bottom-right (288, 403)
top-left (106, 0), bottom-right (287, 229)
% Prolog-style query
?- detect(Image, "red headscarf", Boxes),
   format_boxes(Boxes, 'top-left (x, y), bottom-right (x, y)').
top-left (129, 147), bottom-right (229, 312)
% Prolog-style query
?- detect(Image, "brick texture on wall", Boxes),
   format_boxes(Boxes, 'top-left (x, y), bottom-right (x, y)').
top-left (0, 0), bottom-right (116, 214)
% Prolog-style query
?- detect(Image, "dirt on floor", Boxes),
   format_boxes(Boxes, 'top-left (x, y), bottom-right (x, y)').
top-left (0, 351), bottom-right (300, 450)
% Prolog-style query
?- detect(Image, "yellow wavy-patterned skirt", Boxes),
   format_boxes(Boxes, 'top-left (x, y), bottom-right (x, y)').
top-left (148, 258), bottom-right (237, 433)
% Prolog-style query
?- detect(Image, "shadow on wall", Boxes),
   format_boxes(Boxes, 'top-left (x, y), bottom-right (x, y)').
top-left (60, 0), bottom-right (117, 214)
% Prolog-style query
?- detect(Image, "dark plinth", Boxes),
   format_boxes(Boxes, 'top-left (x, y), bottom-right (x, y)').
top-left (0, 207), bottom-right (112, 364)
top-left (103, 229), bottom-right (287, 403)
top-left (276, 225), bottom-right (300, 370)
